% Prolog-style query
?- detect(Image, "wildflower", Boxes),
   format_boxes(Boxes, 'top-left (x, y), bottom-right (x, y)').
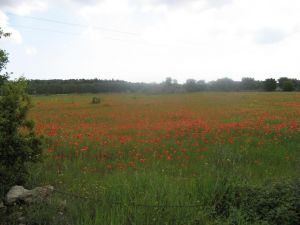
top-left (106, 164), bottom-right (113, 170)
top-left (81, 146), bottom-right (89, 151)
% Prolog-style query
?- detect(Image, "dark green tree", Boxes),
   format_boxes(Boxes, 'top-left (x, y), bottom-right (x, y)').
top-left (282, 80), bottom-right (295, 92)
top-left (290, 79), bottom-right (300, 91)
top-left (263, 78), bottom-right (277, 91)
top-left (184, 79), bottom-right (207, 92)
top-left (241, 77), bottom-right (260, 90)
top-left (162, 77), bottom-right (180, 93)
top-left (184, 79), bottom-right (198, 92)
top-left (278, 77), bottom-right (290, 89)
top-left (210, 78), bottom-right (238, 91)
top-left (0, 28), bottom-right (42, 196)
top-left (196, 80), bottom-right (207, 91)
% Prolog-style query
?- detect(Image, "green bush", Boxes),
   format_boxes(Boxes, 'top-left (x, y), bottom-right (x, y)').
top-left (0, 27), bottom-right (42, 196)
top-left (91, 96), bottom-right (101, 104)
top-left (210, 179), bottom-right (300, 225)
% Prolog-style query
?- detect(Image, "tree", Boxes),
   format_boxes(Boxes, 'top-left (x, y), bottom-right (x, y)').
top-left (162, 77), bottom-right (180, 93)
top-left (0, 27), bottom-right (42, 195)
top-left (196, 80), bottom-right (207, 91)
top-left (0, 28), bottom-right (10, 86)
top-left (184, 79), bottom-right (207, 92)
top-left (278, 77), bottom-right (290, 89)
top-left (290, 79), bottom-right (300, 91)
top-left (209, 78), bottom-right (238, 91)
top-left (184, 79), bottom-right (198, 92)
top-left (241, 77), bottom-right (260, 90)
top-left (282, 80), bottom-right (295, 92)
top-left (263, 78), bottom-right (277, 91)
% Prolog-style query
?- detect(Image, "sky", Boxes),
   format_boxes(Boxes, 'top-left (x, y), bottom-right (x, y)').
top-left (0, 0), bottom-right (300, 83)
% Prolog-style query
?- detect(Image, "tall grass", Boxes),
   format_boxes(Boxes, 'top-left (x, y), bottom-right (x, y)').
top-left (21, 93), bottom-right (300, 224)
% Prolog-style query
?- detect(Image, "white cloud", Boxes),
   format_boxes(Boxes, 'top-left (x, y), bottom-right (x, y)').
top-left (0, 0), bottom-right (47, 15)
top-left (254, 28), bottom-right (289, 45)
top-left (135, 0), bottom-right (232, 10)
top-left (0, 0), bottom-right (49, 45)
top-left (0, 10), bottom-right (22, 44)
top-left (207, 0), bottom-right (232, 8)
top-left (25, 46), bottom-right (38, 56)
top-left (68, 0), bottom-right (103, 5)
top-left (3, 0), bottom-right (300, 81)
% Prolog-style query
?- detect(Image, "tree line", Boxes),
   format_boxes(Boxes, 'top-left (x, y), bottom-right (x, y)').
top-left (26, 77), bottom-right (300, 95)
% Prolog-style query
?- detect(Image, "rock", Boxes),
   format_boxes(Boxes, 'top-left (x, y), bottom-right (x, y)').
top-left (19, 185), bottom-right (54, 204)
top-left (6, 185), bottom-right (54, 205)
top-left (0, 201), bottom-right (4, 208)
top-left (5, 186), bottom-right (27, 205)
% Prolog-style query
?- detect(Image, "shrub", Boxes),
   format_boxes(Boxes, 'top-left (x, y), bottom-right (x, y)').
top-left (210, 179), bottom-right (300, 225)
top-left (0, 27), bottom-right (42, 196)
top-left (91, 97), bottom-right (101, 104)
top-left (0, 77), bottom-right (43, 195)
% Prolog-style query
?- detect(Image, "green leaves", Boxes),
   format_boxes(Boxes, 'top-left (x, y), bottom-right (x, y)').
top-left (0, 27), bottom-right (10, 74)
top-left (0, 78), bottom-right (42, 193)
top-left (0, 27), bottom-right (42, 195)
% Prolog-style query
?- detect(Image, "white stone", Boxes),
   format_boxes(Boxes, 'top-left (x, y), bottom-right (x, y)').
top-left (5, 186), bottom-right (28, 205)
top-left (19, 185), bottom-right (54, 203)
top-left (5, 185), bottom-right (54, 205)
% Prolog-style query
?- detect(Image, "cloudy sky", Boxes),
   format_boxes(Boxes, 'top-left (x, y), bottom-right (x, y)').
top-left (1, 0), bottom-right (300, 83)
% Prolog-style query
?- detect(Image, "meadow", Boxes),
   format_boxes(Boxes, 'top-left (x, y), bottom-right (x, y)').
top-left (26, 92), bottom-right (300, 225)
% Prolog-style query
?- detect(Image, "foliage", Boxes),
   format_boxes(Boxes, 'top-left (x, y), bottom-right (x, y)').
top-left (184, 79), bottom-right (198, 92)
top-left (0, 28), bottom-right (10, 73)
top-left (263, 78), bottom-right (277, 91)
top-left (278, 77), bottom-right (290, 89)
top-left (0, 50), bottom-right (9, 74)
top-left (162, 77), bottom-right (181, 93)
top-left (24, 199), bottom-right (71, 225)
top-left (26, 76), bottom-right (300, 94)
top-left (282, 80), bottom-right (295, 92)
top-left (210, 179), bottom-right (300, 225)
top-left (91, 96), bottom-right (101, 104)
top-left (209, 77), bottom-right (240, 91)
top-left (184, 79), bottom-right (207, 92)
top-left (0, 28), bottom-right (42, 196)
top-left (241, 77), bottom-right (261, 90)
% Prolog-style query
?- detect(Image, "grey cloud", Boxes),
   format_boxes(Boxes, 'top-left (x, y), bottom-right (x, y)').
top-left (0, 0), bottom-right (43, 8)
top-left (0, 0), bottom-right (101, 8)
top-left (255, 28), bottom-right (288, 44)
top-left (0, 0), bottom-right (19, 7)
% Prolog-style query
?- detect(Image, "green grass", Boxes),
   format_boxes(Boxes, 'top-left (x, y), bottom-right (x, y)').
top-left (20, 92), bottom-right (300, 225)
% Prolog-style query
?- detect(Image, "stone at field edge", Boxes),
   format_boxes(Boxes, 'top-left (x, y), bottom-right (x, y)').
top-left (5, 185), bottom-right (54, 205)
top-left (5, 186), bottom-right (27, 205)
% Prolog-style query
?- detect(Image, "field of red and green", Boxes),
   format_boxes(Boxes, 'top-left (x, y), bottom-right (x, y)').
top-left (27, 92), bottom-right (300, 225)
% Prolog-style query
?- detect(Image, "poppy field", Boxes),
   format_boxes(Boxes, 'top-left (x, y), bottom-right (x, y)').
top-left (26, 92), bottom-right (300, 225)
